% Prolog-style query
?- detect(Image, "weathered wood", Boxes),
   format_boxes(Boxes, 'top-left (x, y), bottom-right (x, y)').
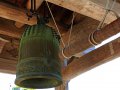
top-left (15, 0), bottom-right (44, 28)
top-left (63, 18), bottom-right (120, 57)
top-left (27, 0), bottom-right (44, 10)
top-left (0, 38), bottom-right (9, 54)
top-left (93, 18), bottom-right (120, 43)
top-left (14, 22), bottom-right (25, 28)
top-left (0, 18), bottom-right (23, 38)
top-left (62, 17), bottom-right (99, 57)
top-left (0, 58), bottom-right (16, 74)
top-left (0, 40), bottom-right (18, 74)
top-left (47, 0), bottom-right (120, 24)
top-left (0, 2), bottom-right (37, 25)
top-left (62, 37), bottom-right (120, 81)
top-left (0, 18), bottom-right (67, 38)
top-left (0, 41), bottom-right (18, 59)
top-left (55, 82), bottom-right (68, 90)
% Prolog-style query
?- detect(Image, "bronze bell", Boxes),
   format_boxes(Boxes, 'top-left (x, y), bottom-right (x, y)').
top-left (15, 20), bottom-right (62, 89)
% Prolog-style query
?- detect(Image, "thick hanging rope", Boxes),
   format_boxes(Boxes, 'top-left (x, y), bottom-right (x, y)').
top-left (62, 12), bottom-right (75, 59)
top-left (46, 0), bottom-right (75, 59)
top-left (89, 0), bottom-right (117, 46)
top-left (67, 12), bottom-right (75, 47)
top-left (97, 0), bottom-right (116, 30)
top-left (45, 1), bottom-right (65, 47)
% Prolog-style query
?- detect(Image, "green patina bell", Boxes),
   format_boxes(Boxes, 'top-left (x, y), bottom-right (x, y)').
top-left (15, 19), bottom-right (62, 89)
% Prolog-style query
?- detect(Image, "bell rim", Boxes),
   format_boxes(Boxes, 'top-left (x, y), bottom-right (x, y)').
top-left (15, 73), bottom-right (63, 89)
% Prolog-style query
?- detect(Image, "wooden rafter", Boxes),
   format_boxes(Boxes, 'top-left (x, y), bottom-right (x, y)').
top-left (63, 17), bottom-right (120, 57)
top-left (0, 2), bottom-right (37, 25)
top-left (0, 38), bottom-right (9, 54)
top-left (15, 0), bottom-right (44, 28)
top-left (0, 18), bottom-right (67, 39)
top-left (55, 82), bottom-right (68, 90)
top-left (1, 0), bottom-right (120, 26)
top-left (27, 0), bottom-right (44, 10)
top-left (0, 58), bottom-right (16, 74)
top-left (0, 18), bottom-right (23, 38)
top-left (47, 0), bottom-right (120, 24)
top-left (62, 37), bottom-right (120, 81)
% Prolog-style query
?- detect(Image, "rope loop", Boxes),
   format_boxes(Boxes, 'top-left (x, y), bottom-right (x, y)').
top-left (89, 30), bottom-right (101, 46)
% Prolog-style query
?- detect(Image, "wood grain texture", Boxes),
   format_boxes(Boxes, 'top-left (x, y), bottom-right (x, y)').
top-left (0, 58), bottom-right (17, 74)
top-left (47, 0), bottom-right (120, 24)
top-left (14, 0), bottom-right (44, 28)
top-left (62, 37), bottom-right (120, 80)
top-left (0, 18), bottom-right (23, 38)
top-left (0, 2), bottom-right (37, 25)
top-left (55, 82), bottom-right (68, 90)
top-left (63, 18), bottom-right (120, 57)
top-left (0, 38), bottom-right (8, 54)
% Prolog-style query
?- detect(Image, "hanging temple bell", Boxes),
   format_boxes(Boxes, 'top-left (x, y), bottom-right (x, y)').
top-left (15, 20), bottom-right (63, 89)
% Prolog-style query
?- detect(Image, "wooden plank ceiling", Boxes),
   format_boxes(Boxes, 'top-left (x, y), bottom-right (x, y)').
top-left (47, 0), bottom-right (120, 24)
top-left (0, 1), bottom-right (120, 89)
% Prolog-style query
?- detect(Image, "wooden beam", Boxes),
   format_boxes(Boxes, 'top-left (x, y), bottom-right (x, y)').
top-left (27, 0), bottom-right (44, 10)
top-left (62, 37), bottom-right (120, 81)
top-left (0, 18), bottom-right (23, 38)
top-left (0, 2), bottom-right (37, 25)
top-left (0, 40), bottom-right (18, 74)
top-left (63, 18), bottom-right (120, 57)
top-left (117, 0), bottom-right (120, 3)
top-left (62, 17), bottom-right (99, 57)
top-left (15, 0), bottom-right (44, 28)
top-left (15, 22), bottom-right (25, 28)
top-left (0, 58), bottom-right (16, 74)
top-left (92, 18), bottom-right (120, 44)
top-left (0, 37), bottom-right (9, 54)
top-left (0, 18), bottom-right (67, 38)
top-left (55, 82), bottom-right (68, 90)
top-left (47, 0), bottom-right (120, 24)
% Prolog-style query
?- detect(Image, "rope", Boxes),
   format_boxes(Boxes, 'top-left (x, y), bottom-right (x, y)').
top-left (62, 48), bottom-right (71, 59)
top-left (62, 12), bottom-right (75, 59)
top-left (89, 0), bottom-right (117, 46)
top-left (97, 0), bottom-right (116, 30)
top-left (46, 0), bottom-right (75, 59)
top-left (88, 31), bottom-right (100, 46)
top-left (67, 12), bottom-right (75, 46)
top-left (45, 1), bottom-right (65, 47)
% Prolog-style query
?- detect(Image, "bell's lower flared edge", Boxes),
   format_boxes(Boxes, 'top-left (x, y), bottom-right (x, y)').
top-left (15, 73), bottom-right (63, 89)
top-left (15, 57), bottom-right (62, 89)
